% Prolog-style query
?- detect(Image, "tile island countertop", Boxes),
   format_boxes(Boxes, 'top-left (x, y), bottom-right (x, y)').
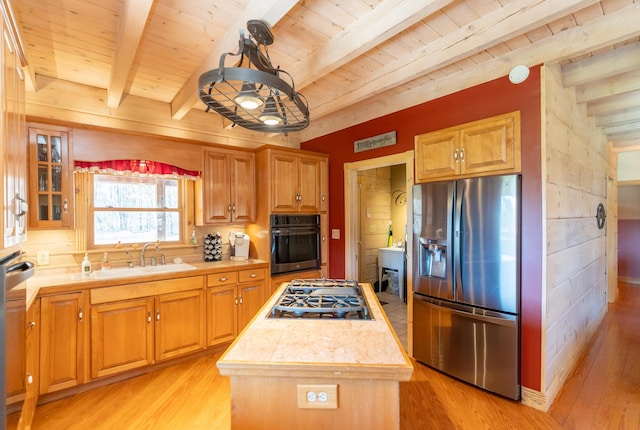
top-left (217, 281), bottom-right (413, 380)
top-left (216, 281), bottom-right (413, 430)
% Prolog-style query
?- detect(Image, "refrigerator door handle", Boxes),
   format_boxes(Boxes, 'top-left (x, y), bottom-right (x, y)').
top-left (453, 181), bottom-right (464, 299)
top-left (419, 297), bottom-right (516, 328)
top-left (448, 306), bottom-right (516, 328)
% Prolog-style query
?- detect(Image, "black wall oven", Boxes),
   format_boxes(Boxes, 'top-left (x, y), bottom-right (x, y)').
top-left (270, 214), bottom-right (320, 276)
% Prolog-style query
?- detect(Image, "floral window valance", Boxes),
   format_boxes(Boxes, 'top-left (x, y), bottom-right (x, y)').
top-left (74, 160), bottom-right (200, 180)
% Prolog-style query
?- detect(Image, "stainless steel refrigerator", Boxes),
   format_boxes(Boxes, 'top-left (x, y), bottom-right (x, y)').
top-left (412, 174), bottom-right (521, 400)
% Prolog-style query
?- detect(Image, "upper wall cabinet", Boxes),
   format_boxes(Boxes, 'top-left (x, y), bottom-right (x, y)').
top-left (202, 148), bottom-right (255, 224)
top-left (256, 148), bottom-right (328, 214)
top-left (1, 0), bottom-right (28, 250)
top-left (415, 111), bottom-right (521, 183)
top-left (28, 125), bottom-right (74, 229)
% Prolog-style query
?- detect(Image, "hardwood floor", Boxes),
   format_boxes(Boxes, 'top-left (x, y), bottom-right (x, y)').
top-left (7, 283), bottom-right (640, 429)
top-left (548, 282), bottom-right (640, 429)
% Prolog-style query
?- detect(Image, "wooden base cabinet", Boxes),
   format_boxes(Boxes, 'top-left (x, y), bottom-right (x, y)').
top-left (18, 299), bottom-right (40, 429)
top-left (415, 111), bottom-right (521, 183)
top-left (89, 277), bottom-right (206, 379)
top-left (237, 282), bottom-right (263, 331)
top-left (90, 298), bottom-right (154, 379)
top-left (39, 291), bottom-right (88, 394)
top-left (155, 290), bottom-right (205, 361)
top-left (206, 268), bottom-right (266, 347)
top-left (6, 299), bottom-right (26, 403)
top-left (6, 296), bottom-right (40, 430)
top-left (206, 285), bottom-right (238, 346)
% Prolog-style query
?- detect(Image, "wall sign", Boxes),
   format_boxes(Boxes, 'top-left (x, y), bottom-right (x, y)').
top-left (354, 131), bottom-right (397, 153)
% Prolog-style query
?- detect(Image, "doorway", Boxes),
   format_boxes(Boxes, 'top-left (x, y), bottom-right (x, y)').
top-left (356, 165), bottom-right (407, 287)
top-left (344, 151), bottom-right (414, 352)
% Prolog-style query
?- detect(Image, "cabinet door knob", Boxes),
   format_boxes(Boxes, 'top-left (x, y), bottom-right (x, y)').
top-left (453, 149), bottom-right (459, 162)
top-left (78, 307), bottom-right (83, 321)
top-left (156, 310), bottom-right (160, 322)
top-left (219, 277), bottom-right (228, 282)
top-left (459, 148), bottom-right (465, 161)
top-left (26, 373), bottom-right (33, 385)
top-left (234, 296), bottom-right (238, 305)
top-left (147, 311), bottom-right (152, 324)
top-left (27, 321), bottom-right (36, 328)
top-left (249, 273), bottom-right (257, 278)
top-left (239, 296), bottom-right (243, 305)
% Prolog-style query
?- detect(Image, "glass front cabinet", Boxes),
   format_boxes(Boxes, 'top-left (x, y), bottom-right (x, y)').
top-left (28, 126), bottom-right (74, 229)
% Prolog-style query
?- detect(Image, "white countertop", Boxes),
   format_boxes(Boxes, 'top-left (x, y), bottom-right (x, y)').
top-left (379, 246), bottom-right (405, 252)
top-left (18, 259), bottom-right (268, 309)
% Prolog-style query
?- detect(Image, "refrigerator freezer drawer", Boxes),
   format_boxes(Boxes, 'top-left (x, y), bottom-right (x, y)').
top-left (413, 295), bottom-right (520, 400)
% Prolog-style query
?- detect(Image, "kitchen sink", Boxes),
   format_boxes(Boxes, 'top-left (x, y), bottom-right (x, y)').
top-left (92, 263), bottom-right (197, 280)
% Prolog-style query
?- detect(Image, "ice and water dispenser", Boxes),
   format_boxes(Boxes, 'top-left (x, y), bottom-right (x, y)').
top-left (420, 238), bottom-right (446, 279)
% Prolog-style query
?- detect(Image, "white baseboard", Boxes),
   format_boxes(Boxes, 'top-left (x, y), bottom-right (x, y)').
top-left (521, 386), bottom-right (549, 411)
top-left (619, 276), bottom-right (640, 285)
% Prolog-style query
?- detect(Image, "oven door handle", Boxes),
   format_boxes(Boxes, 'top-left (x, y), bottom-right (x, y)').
top-left (0, 250), bottom-right (22, 266)
top-left (272, 228), bottom-right (319, 236)
top-left (5, 260), bottom-right (35, 291)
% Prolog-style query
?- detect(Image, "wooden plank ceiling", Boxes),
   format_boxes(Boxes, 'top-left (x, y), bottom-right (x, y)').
top-left (11, 0), bottom-right (640, 149)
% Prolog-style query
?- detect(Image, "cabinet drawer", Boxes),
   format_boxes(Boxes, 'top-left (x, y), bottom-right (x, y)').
top-left (207, 271), bottom-right (238, 287)
top-left (91, 276), bottom-right (204, 305)
top-left (238, 268), bottom-right (265, 283)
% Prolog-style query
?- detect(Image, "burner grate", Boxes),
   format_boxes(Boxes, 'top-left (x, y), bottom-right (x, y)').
top-left (270, 279), bottom-right (372, 320)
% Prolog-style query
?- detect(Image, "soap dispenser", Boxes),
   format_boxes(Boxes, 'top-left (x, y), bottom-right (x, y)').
top-left (102, 252), bottom-right (110, 270)
top-left (81, 253), bottom-right (92, 276)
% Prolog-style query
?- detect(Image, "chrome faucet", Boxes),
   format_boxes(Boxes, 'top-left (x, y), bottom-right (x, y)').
top-left (141, 243), bottom-right (161, 267)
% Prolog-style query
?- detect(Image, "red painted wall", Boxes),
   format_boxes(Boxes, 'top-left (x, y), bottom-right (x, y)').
top-left (619, 220), bottom-right (640, 279)
top-left (301, 67), bottom-right (543, 391)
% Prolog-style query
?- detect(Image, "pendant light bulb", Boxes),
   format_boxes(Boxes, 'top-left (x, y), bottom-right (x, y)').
top-left (259, 95), bottom-right (282, 125)
top-left (234, 82), bottom-right (263, 109)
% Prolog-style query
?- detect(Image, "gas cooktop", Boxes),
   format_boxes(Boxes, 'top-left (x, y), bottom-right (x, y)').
top-left (270, 279), bottom-right (373, 320)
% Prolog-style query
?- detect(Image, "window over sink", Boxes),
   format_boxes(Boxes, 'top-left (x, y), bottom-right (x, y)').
top-left (89, 174), bottom-right (183, 246)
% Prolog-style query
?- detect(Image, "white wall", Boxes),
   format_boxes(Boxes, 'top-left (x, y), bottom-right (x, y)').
top-left (617, 151), bottom-right (640, 182)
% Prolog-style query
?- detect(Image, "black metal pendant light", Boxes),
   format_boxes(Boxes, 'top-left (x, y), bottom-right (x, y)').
top-left (198, 20), bottom-right (309, 133)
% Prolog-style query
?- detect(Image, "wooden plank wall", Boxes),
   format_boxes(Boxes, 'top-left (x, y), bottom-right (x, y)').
top-left (542, 63), bottom-right (610, 407)
top-left (358, 168), bottom-right (391, 286)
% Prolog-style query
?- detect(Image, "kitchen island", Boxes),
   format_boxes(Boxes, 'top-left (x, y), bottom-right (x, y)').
top-left (216, 281), bottom-right (413, 430)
